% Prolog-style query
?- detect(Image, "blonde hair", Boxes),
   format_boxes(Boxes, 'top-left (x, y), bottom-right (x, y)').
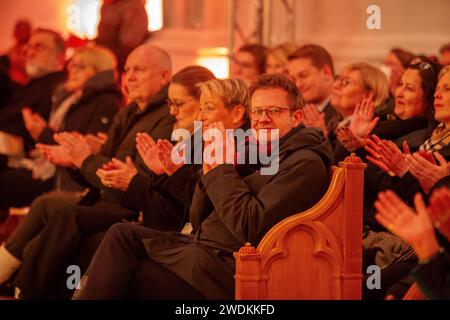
top-left (342, 62), bottom-right (389, 107)
top-left (73, 44), bottom-right (117, 73)
top-left (438, 65), bottom-right (450, 80)
top-left (267, 43), bottom-right (298, 66)
top-left (199, 78), bottom-right (249, 110)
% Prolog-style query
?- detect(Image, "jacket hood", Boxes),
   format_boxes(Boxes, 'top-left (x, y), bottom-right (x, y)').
top-left (278, 124), bottom-right (334, 167)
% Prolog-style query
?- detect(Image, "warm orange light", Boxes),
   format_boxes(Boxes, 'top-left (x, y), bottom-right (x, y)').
top-left (146, 0), bottom-right (163, 32)
top-left (66, 0), bottom-right (101, 39)
top-left (66, 0), bottom-right (163, 39)
top-left (196, 48), bottom-right (230, 79)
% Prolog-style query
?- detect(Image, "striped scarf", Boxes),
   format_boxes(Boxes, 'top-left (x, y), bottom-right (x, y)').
top-left (422, 123), bottom-right (450, 152)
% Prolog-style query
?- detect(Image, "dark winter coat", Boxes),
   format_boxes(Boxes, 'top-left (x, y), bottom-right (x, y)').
top-left (142, 125), bottom-right (334, 299)
top-left (74, 85), bottom-right (175, 206)
top-left (44, 70), bottom-right (121, 191)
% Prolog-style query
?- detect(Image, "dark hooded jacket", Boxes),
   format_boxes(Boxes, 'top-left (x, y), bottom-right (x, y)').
top-left (142, 125), bottom-right (334, 299)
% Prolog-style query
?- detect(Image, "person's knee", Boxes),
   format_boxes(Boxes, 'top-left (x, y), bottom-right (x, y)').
top-left (106, 223), bottom-right (135, 242)
top-left (103, 223), bottom-right (144, 253)
top-left (27, 194), bottom-right (47, 221)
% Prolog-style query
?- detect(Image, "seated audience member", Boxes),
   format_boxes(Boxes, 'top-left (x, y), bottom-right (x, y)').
top-left (330, 62), bottom-right (389, 160)
top-left (343, 58), bottom-right (441, 230)
top-left (0, 65), bottom-right (215, 298)
top-left (439, 43), bottom-right (450, 66)
top-left (0, 28), bottom-right (66, 168)
top-left (337, 58), bottom-right (440, 156)
top-left (122, 76), bottom-right (249, 232)
top-left (362, 65), bottom-right (450, 299)
top-left (287, 44), bottom-right (338, 137)
top-left (0, 44), bottom-right (121, 211)
top-left (7, 44), bottom-right (174, 299)
top-left (75, 73), bottom-right (333, 300)
top-left (231, 43), bottom-right (267, 86)
top-left (366, 65), bottom-right (450, 202)
top-left (265, 43), bottom-right (298, 75)
top-left (378, 48), bottom-right (416, 118)
top-left (374, 186), bottom-right (450, 299)
top-left (0, 45), bottom-right (122, 292)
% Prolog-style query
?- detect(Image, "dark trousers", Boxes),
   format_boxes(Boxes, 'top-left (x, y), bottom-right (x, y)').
top-left (14, 201), bottom-right (137, 299)
top-left (5, 191), bottom-right (80, 259)
top-left (79, 223), bottom-right (206, 300)
top-left (0, 167), bottom-right (54, 209)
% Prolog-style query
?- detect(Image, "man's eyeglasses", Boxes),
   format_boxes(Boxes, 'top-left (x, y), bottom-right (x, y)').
top-left (167, 98), bottom-right (195, 110)
top-left (249, 107), bottom-right (292, 120)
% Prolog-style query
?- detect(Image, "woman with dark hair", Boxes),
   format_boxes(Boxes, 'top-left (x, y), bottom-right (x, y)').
top-left (337, 58), bottom-right (442, 156)
top-left (361, 64), bottom-right (449, 300)
top-left (231, 43), bottom-right (267, 85)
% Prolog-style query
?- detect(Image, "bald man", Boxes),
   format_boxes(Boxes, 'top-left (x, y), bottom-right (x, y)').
top-left (10, 45), bottom-right (176, 299)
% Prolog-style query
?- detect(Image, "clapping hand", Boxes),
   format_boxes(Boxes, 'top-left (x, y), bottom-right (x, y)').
top-left (22, 107), bottom-right (47, 141)
top-left (53, 132), bottom-right (93, 168)
top-left (96, 156), bottom-right (138, 191)
top-left (136, 133), bottom-right (165, 175)
top-left (37, 143), bottom-right (75, 168)
top-left (302, 104), bottom-right (328, 136)
top-left (375, 190), bottom-right (440, 261)
top-left (349, 93), bottom-right (379, 140)
top-left (365, 135), bottom-right (410, 177)
top-left (406, 151), bottom-right (449, 194)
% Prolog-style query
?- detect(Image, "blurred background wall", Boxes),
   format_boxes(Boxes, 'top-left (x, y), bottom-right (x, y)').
top-left (0, 0), bottom-right (448, 76)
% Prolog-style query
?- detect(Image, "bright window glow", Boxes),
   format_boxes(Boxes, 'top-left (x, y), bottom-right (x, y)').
top-left (66, 0), bottom-right (163, 39)
top-left (196, 48), bottom-right (230, 79)
top-left (146, 0), bottom-right (163, 32)
top-left (66, 0), bottom-right (100, 39)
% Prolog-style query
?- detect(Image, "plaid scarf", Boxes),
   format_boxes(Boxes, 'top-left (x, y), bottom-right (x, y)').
top-left (422, 123), bottom-right (450, 152)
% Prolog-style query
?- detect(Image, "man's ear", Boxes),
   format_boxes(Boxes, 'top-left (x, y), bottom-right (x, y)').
top-left (292, 108), bottom-right (303, 126)
top-left (322, 65), bottom-right (334, 80)
top-left (160, 70), bottom-right (171, 86)
top-left (232, 104), bottom-right (246, 125)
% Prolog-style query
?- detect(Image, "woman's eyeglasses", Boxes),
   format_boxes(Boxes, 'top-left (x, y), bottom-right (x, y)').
top-left (166, 98), bottom-right (195, 110)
